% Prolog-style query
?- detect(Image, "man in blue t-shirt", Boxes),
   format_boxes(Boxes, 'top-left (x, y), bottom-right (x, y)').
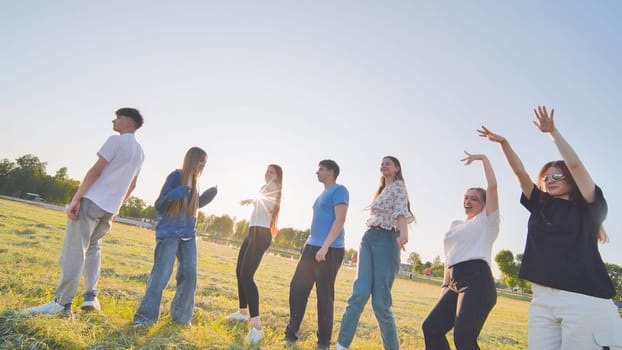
top-left (285, 159), bottom-right (349, 350)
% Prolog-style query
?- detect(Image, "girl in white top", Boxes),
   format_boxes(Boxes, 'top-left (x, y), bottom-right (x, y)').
top-left (227, 164), bottom-right (283, 345)
top-left (422, 152), bottom-right (500, 350)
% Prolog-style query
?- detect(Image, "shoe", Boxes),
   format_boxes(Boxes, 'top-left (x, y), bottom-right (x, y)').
top-left (80, 294), bottom-right (100, 312)
top-left (285, 330), bottom-right (299, 344)
top-left (335, 343), bottom-right (348, 350)
top-left (133, 321), bottom-right (149, 328)
top-left (227, 311), bottom-right (249, 321)
top-left (247, 327), bottom-right (265, 344)
top-left (26, 300), bottom-right (72, 317)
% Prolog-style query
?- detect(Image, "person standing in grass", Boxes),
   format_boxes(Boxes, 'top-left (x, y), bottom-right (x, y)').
top-left (421, 152), bottom-right (499, 350)
top-left (480, 105), bottom-right (622, 349)
top-left (133, 147), bottom-right (217, 327)
top-left (227, 164), bottom-right (283, 344)
top-left (336, 156), bottom-right (414, 350)
top-left (285, 159), bottom-right (349, 350)
top-left (27, 108), bottom-right (144, 317)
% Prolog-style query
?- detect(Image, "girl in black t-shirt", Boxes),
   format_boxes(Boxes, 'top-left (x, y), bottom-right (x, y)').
top-left (479, 105), bottom-right (621, 349)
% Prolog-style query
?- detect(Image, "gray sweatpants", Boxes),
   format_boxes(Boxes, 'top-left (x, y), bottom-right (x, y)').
top-left (54, 198), bottom-right (113, 305)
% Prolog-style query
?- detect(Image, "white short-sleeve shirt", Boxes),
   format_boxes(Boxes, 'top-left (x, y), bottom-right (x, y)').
top-left (444, 209), bottom-right (500, 267)
top-left (83, 133), bottom-right (144, 214)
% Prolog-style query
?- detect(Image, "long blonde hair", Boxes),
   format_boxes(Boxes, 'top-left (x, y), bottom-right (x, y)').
top-left (268, 164), bottom-right (283, 237)
top-left (167, 147), bottom-right (207, 218)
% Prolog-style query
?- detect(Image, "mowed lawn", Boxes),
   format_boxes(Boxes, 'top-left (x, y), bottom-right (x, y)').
top-left (0, 198), bottom-right (529, 349)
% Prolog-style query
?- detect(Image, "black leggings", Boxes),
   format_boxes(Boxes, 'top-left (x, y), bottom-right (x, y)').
top-left (422, 259), bottom-right (497, 350)
top-left (235, 226), bottom-right (272, 317)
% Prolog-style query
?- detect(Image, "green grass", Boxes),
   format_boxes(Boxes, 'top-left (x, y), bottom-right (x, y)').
top-left (0, 198), bottom-right (529, 349)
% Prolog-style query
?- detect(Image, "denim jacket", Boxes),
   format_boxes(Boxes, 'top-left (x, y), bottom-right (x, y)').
top-left (154, 169), bottom-right (217, 239)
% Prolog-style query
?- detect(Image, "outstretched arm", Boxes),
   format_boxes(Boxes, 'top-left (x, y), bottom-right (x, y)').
top-left (461, 152), bottom-right (498, 215)
top-left (478, 126), bottom-right (534, 199)
top-left (532, 106), bottom-right (596, 202)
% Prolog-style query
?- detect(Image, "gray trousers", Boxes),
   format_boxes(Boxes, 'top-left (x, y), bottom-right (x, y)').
top-left (54, 198), bottom-right (112, 305)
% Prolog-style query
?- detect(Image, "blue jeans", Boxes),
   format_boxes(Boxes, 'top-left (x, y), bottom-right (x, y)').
top-left (134, 237), bottom-right (197, 325)
top-left (338, 227), bottom-right (400, 350)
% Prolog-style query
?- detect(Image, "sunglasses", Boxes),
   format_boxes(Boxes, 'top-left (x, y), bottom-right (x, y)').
top-left (542, 173), bottom-right (566, 183)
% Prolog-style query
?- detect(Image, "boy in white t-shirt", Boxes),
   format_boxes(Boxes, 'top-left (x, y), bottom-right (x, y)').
top-left (27, 108), bottom-right (145, 317)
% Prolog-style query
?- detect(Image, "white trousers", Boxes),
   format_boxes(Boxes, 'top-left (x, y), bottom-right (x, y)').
top-left (529, 283), bottom-right (622, 350)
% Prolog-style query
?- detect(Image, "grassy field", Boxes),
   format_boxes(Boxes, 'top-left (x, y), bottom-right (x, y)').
top-left (0, 198), bottom-right (529, 349)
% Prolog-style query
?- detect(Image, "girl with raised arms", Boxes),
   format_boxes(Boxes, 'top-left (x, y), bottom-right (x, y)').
top-left (480, 106), bottom-right (622, 349)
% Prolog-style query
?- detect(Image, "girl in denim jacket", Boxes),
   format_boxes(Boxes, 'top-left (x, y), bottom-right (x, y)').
top-left (133, 147), bottom-right (217, 327)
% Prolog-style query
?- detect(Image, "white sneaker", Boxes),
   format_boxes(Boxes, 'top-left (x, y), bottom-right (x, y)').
top-left (26, 300), bottom-right (70, 315)
top-left (246, 327), bottom-right (265, 344)
top-left (335, 343), bottom-right (348, 350)
top-left (227, 311), bottom-right (249, 321)
top-left (80, 296), bottom-right (101, 312)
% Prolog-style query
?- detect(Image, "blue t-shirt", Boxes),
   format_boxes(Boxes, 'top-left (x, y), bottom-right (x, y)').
top-left (307, 184), bottom-right (349, 248)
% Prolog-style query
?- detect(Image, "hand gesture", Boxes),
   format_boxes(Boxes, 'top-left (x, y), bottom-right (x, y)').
top-left (397, 231), bottom-right (408, 251)
top-left (66, 199), bottom-right (80, 221)
top-left (460, 151), bottom-right (487, 166)
top-left (315, 247), bottom-right (328, 262)
top-left (533, 105), bottom-right (555, 133)
top-left (477, 126), bottom-right (506, 143)
top-left (240, 199), bottom-right (253, 206)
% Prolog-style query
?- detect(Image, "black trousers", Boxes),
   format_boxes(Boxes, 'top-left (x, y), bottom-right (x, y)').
top-left (286, 244), bottom-right (344, 347)
top-left (235, 226), bottom-right (272, 318)
top-left (422, 259), bottom-right (497, 350)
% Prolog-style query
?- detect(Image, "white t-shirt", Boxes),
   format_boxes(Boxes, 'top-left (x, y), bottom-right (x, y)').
top-left (249, 181), bottom-right (279, 228)
top-left (444, 209), bottom-right (500, 267)
top-left (84, 133), bottom-right (144, 214)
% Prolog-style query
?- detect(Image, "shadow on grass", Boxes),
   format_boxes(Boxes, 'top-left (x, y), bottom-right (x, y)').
top-left (0, 310), bottom-right (79, 349)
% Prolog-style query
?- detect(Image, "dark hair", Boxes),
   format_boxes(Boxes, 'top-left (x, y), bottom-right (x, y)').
top-left (466, 187), bottom-right (486, 203)
top-left (116, 107), bottom-right (144, 129)
top-left (318, 159), bottom-right (340, 178)
top-left (267, 164), bottom-right (283, 237)
top-left (374, 156), bottom-right (415, 220)
top-left (537, 160), bottom-right (580, 200)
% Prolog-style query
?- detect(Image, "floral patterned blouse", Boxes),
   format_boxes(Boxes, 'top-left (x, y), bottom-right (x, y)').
top-left (366, 180), bottom-right (414, 231)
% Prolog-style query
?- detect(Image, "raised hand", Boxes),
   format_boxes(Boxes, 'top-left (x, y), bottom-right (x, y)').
top-left (533, 105), bottom-right (555, 133)
top-left (460, 151), bottom-right (487, 166)
top-left (477, 126), bottom-right (506, 143)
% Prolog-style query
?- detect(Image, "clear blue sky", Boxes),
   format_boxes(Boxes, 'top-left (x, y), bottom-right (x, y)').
top-left (2, 1), bottom-right (621, 276)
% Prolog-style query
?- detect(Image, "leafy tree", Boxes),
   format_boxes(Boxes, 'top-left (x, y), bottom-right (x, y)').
top-left (142, 205), bottom-right (157, 221)
top-left (233, 219), bottom-right (249, 241)
top-left (495, 250), bottom-right (530, 292)
top-left (408, 251), bottom-right (424, 274)
top-left (0, 158), bottom-right (15, 191)
top-left (605, 263), bottom-right (622, 302)
top-left (205, 214), bottom-right (234, 237)
top-left (15, 154), bottom-right (47, 176)
top-left (119, 196), bottom-right (146, 219)
top-left (431, 256), bottom-right (445, 277)
top-left (54, 167), bottom-right (69, 181)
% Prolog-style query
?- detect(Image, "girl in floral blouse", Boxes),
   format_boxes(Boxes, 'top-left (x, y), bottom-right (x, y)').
top-left (336, 156), bottom-right (415, 350)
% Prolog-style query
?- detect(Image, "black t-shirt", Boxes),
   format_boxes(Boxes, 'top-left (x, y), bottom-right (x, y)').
top-left (519, 185), bottom-right (615, 299)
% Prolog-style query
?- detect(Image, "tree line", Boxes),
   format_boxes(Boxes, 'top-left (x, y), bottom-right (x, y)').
top-left (2, 154), bottom-right (620, 300)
